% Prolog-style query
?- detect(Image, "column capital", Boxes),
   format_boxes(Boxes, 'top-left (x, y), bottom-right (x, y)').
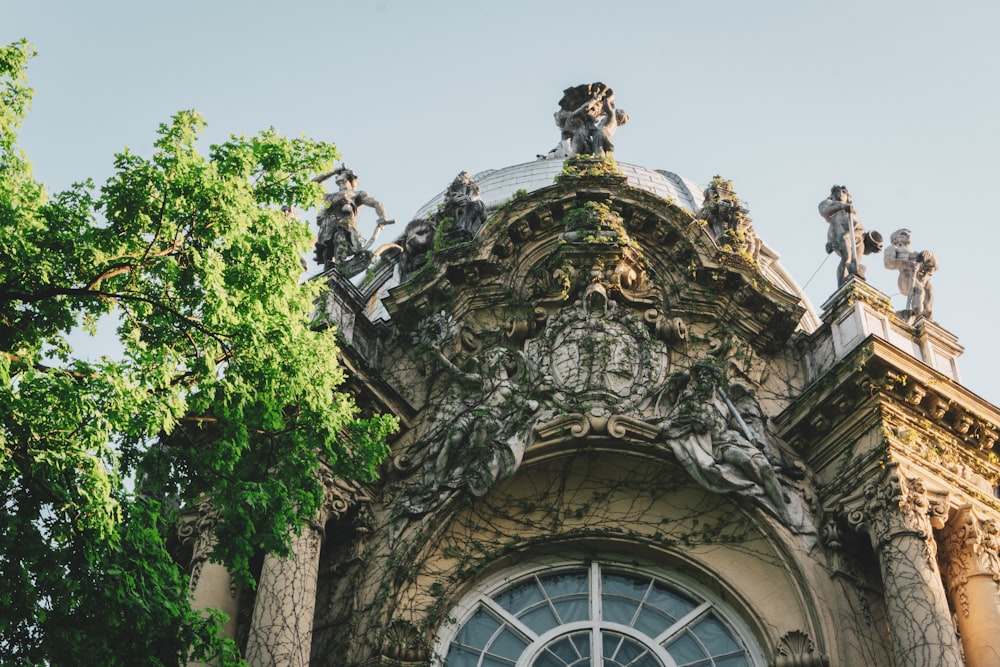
top-left (841, 464), bottom-right (949, 563)
top-left (319, 464), bottom-right (372, 527)
top-left (938, 506), bottom-right (1000, 618)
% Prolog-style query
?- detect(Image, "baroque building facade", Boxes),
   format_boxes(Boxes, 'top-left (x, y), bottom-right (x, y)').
top-left (181, 85), bottom-right (1000, 667)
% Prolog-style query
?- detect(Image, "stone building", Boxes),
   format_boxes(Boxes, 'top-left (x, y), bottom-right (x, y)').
top-left (183, 86), bottom-right (1000, 667)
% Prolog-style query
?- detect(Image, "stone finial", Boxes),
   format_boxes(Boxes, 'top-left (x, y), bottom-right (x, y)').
top-left (541, 82), bottom-right (628, 159)
top-left (884, 228), bottom-right (937, 321)
top-left (313, 164), bottom-right (395, 274)
top-left (818, 185), bottom-right (882, 288)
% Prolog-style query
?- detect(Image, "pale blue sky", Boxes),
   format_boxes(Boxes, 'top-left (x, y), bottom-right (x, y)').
top-left (6, 1), bottom-right (1000, 402)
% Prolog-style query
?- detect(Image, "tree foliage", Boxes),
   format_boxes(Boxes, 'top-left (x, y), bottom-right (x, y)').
top-left (0, 40), bottom-right (396, 664)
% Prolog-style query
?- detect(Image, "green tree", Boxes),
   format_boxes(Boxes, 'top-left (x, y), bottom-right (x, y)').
top-left (0, 40), bottom-right (395, 665)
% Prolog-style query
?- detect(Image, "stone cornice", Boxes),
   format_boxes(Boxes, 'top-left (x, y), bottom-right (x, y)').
top-left (778, 336), bottom-right (1000, 471)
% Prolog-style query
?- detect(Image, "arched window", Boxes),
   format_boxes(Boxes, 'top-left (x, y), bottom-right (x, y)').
top-left (436, 561), bottom-right (762, 667)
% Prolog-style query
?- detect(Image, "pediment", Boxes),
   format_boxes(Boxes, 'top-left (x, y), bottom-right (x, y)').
top-left (383, 171), bottom-right (804, 355)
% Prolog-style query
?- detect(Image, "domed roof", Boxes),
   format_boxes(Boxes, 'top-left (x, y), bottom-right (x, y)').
top-left (413, 160), bottom-right (707, 220)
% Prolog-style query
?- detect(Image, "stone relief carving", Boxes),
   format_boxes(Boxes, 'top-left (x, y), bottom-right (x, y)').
top-left (652, 361), bottom-right (811, 531)
top-left (313, 164), bottom-right (395, 274)
top-left (399, 345), bottom-right (545, 515)
top-left (541, 82), bottom-right (628, 159)
top-left (776, 630), bottom-right (830, 667)
top-left (883, 228), bottom-right (937, 321)
top-left (524, 294), bottom-right (671, 415)
top-left (699, 176), bottom-right (762, 263)
top-left (818, 185), bottom-right (882, 287)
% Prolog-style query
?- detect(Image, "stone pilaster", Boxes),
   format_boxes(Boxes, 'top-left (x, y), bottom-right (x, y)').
top-left (182, 501), bottom-right (240, 666)
top-left (842, 466), bottom-right (963, 667)
top-left (938, 507), bottom-right (1000, 667)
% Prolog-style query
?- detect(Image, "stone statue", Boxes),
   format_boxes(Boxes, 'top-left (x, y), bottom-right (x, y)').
top-left (401, 346), bottom-right (542, 514)
top-left (883, 228), bottom-right (918, 297)
top-left (396, 217), bottom-right (437, 282)
top-left (542, 82), bottom-right (628, 159)
top-left (656, 362), bottom-right (792, 525)
top-left (438, 171), bottom-right (487, 243)
top-left (818, 185), bottom-right (882, 287)
top-left (884, 229), bottom-right (937, 321)
top-left (910, 250), bottom-right (937, 320)
top-left (313, 165), bottom-right (394, 271)
top-left (699, 176), bottom-right (761, 262)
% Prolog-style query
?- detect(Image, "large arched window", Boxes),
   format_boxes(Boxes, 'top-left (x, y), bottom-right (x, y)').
top-left (436, 561), bottom-right (762, 666)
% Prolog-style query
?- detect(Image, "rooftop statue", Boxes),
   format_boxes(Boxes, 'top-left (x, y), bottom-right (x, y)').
top-left (818, 185), bottom-right (882, 287)
top-left (884, 228), bottom-right (937, 321)
top-left (699, 176), bottom-right (762, 263)
top-left (542, 82), bottom-right (629, 159)
top-left (438, 171), bottom-right (487, 244)
top-left (313, 165), bottom-right (395, 273)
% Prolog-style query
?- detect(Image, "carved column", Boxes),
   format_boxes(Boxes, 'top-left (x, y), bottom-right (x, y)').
top-left (182, 501), bottom-right (240, 667)
top-left (243, 520), bottom-right (325, 667)
top-left (243, 475), bottom-right (363, 667)
top-left (843, 467), bottom-right (963, 667)
top-left (938, 507), bottom-right (1000, 667)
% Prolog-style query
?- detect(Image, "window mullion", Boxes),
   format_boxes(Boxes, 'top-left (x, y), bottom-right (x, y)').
top-left (652, 600), bottom-right (712, 646)
top-left (591, 562), bottom-right (603, 666)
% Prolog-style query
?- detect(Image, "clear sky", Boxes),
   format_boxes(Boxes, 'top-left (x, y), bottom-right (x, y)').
top-left (6, 1), bottom-right (1000, 403)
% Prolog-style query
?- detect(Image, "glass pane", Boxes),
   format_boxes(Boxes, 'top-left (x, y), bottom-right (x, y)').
top-left (539, 571), bottom-right (589, 598)
top-left (548, 635), bottom-right (585, 662)
top-left (521, 605), bottom-right (560, 634)
top-left (604, 598), bottom-right (641, 625)
top-left (612, 636), bottom-right (645, 663)
top-left (602, 573), bottom-right (650, 602)
top-left (632, 607), bottom-right (672, 636)
top-left (553, 597), bottom-right (589, 623)
top-left (454, 608), bottom-right (502, 649)
top-left (570, 630), bottom-right (591, 658)
top-left (532, 650), bottom-right (568, 667)
top-left (603, 632), bottom-right (624, 660)
top-left (491, 627), bottom-right (530, 659)
top-left (645, 585), bottom-right (697, 622)
top-left (446, 644), bottom-right (485, 667)
top-left (483, 655), bottom-right (518, 667)
top-left (715, 654), bottom-right (751, 667)
top-left (496, 578), bottom-right (546, 616)
top-left (691, 614), bottom-right (741, 655)
top-left (602, 632), bottom-right (662, 667)
top-left (665, 630), bottom-right (708, 664)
